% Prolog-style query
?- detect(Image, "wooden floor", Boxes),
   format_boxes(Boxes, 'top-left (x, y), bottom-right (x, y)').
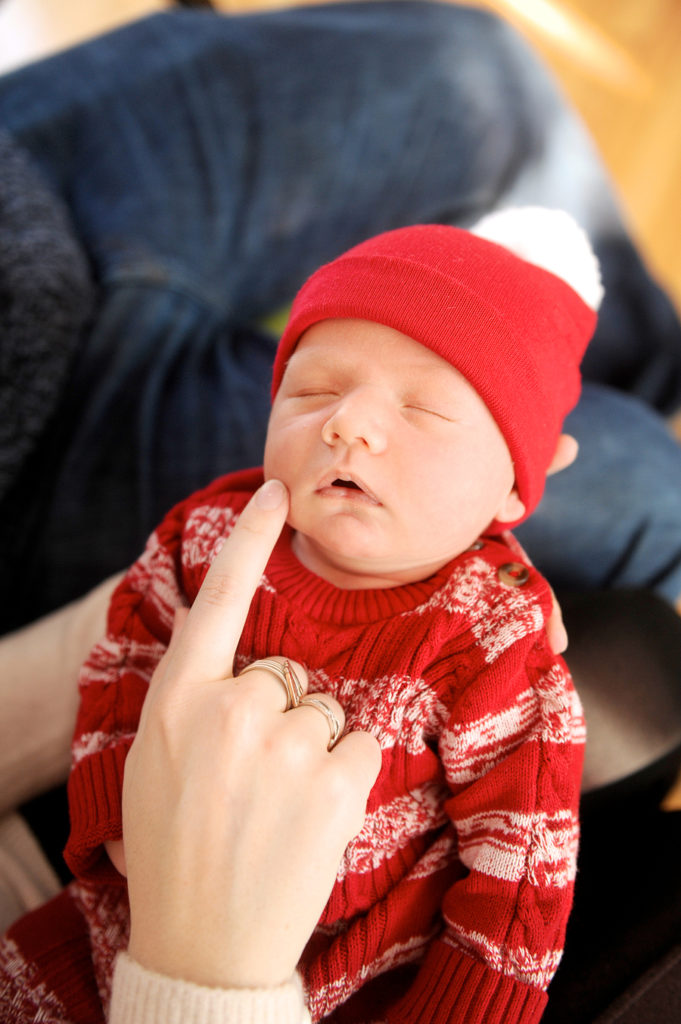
top-left (483, 0), bottom-right (681, 313)
top-left (1, 0), bottom-right (680, 316)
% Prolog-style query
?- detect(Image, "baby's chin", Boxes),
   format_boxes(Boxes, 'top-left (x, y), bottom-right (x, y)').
top-left (291, 530), bottom-right (457, 590)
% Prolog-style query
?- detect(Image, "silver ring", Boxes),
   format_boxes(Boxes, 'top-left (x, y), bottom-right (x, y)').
top-left (238, 659), bottom-right (303, 711)
top-left (298, 695), bottom-right (342, 750)
top-left (282, 660), bottom-right (304, 708)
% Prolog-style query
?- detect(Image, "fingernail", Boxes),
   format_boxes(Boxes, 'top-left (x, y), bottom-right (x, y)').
top-left (255, 478), bottom-right (286, 510)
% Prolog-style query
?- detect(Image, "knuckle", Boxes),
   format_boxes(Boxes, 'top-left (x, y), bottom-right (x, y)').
top-left (322, 765), bottom-right (352, 804)
top-left (234, 515), bottom-right (268, 545)
top-left (200, 570), bottom-right (240, 607)
top-left (321, 768), bottom-right (368, 837)
top-left (268, 727), bottom-right (310, 772)
top-left (218, 687), bottom-right (268, 736)
top-left (150, 684), bottom-right (179, 726)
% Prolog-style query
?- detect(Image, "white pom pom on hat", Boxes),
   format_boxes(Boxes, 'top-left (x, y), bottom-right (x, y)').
top-left (271, 207), bottom-right (602, 528)
top-left (471, 206), bottom-right (604, 312)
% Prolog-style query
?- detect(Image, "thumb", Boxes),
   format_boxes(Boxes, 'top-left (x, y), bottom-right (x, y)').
top-left (144, 606), bottom-right (190, 699)
top-left (169, 606), bottom-right (190, 650)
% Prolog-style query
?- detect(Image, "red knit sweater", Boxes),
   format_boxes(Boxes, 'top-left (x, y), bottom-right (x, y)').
top-left (1, 468), bottom-right (585, 1023)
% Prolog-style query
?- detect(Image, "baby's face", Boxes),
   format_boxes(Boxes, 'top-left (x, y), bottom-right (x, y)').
top-left (264, 319), bottom-right (524, 589)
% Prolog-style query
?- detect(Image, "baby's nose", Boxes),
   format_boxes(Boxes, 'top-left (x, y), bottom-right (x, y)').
top-left (321, 390), bottom-right (388, 453)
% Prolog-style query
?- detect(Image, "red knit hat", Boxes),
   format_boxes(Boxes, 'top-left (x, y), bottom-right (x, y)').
top-left (271, 207), bottom-right (602, 526)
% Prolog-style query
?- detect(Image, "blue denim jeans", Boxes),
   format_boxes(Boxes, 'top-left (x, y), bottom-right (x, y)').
top-left (1, 1), bottom-right (680, 627)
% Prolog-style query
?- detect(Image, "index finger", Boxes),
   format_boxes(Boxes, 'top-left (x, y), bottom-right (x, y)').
top-left (168, 479), bottom-right (289, 685)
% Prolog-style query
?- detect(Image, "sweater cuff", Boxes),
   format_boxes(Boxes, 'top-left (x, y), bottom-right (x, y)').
top-left (110, 953), bottom-right (311, 1024)
top-left (65, 742), bottom-right (131, 882)
top-left (390, 939), bottom-right (547, 1024)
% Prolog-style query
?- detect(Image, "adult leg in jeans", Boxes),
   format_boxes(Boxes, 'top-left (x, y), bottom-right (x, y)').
top-left (516, 383), bottom-right (681, 603)
top-left (0, 1), bottom-right (679, 629)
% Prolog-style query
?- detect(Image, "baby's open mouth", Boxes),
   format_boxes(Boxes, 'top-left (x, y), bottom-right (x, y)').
top-left (317, 468), bottom-right (381, 504)
top-left (321, 476), bottom-right (381, 505)
top-left (332, 478), bottom-right (361, 490)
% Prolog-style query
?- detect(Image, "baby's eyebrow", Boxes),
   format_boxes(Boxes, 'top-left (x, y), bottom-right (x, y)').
top-left (402, 372), bottom-right (457, 397)
top-left (287, 348), bottom-right (335, 369)
top-left (285, 351), bottom-right (352, 380)
top-left (288, 345), bottom-right (461, 391)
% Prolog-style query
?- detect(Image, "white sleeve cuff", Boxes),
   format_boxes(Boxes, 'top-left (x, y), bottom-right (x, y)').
top-left (109, 952), bottom-right (311, 1024)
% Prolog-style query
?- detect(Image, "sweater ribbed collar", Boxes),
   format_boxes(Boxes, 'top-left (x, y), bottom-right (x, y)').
top-left (265, 527), bottom-right (458, 627)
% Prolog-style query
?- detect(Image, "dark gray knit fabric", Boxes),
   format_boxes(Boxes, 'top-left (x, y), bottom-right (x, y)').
top-left (0, 131), bottom-right (95, 501)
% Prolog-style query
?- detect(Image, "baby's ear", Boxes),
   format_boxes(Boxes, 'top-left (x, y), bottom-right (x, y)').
top-left (547, 434), bottom-right (579, 477)
top-left (494, 433), bottom-right (578, 526)
top-left (495, 488), bottom-right (526, 526)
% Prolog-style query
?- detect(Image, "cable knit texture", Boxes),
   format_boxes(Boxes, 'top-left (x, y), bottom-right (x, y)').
top-left (0, 468), bottom-right (584, 1022)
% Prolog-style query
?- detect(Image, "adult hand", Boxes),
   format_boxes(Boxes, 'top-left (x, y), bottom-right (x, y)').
top-left (543, 433), bottom-right (576, 656)
top-left (122, 478), bottom-right (382, 990)
top-left (547, 588), bottom-right (568, 654)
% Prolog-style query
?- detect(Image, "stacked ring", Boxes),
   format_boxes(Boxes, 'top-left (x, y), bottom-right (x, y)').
top-left (237, 661), bottom-right (341, 749)
top-left (282, 660), bottom-right (304, 708)
top-left (238, 658), bottom-right (303, 711)
top-left (299, 695), bottom-right (343, 751)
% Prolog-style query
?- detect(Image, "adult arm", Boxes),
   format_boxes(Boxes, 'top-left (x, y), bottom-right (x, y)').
top-left (0, 573), bottom-right (122, 816)
top-left (109, 478), bottom-right (381, 1020)
top-left (0, 481), bottom-right (379, 1023)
